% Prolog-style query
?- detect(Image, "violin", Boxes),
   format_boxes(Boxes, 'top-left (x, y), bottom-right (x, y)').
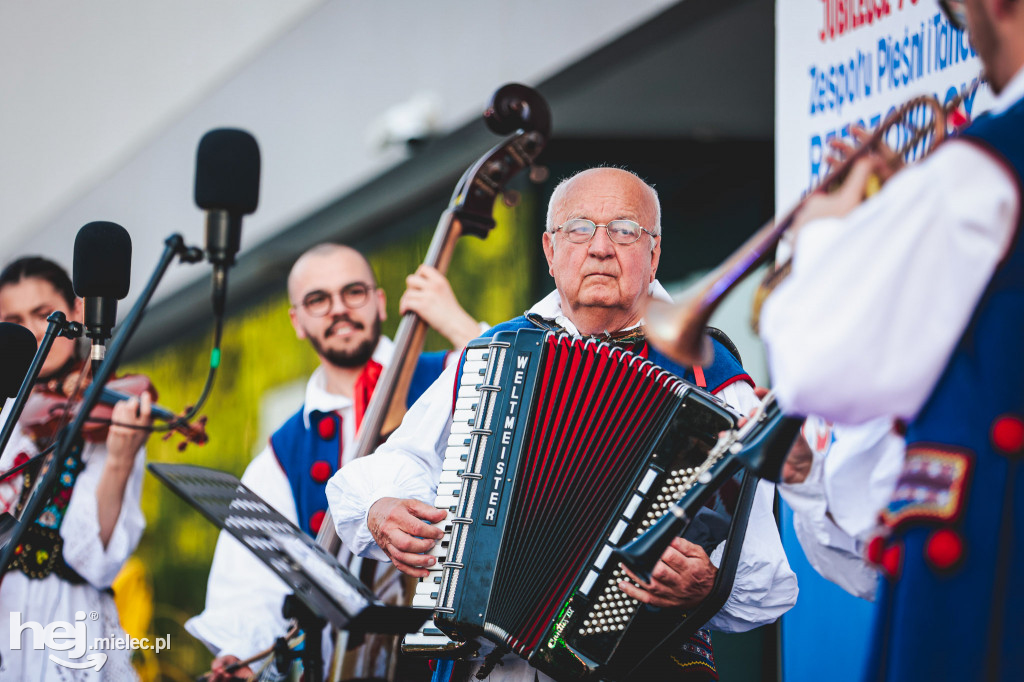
top-left (21, 366), bottom-right (208, 450)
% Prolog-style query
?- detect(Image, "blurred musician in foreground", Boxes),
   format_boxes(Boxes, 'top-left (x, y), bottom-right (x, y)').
top-left (328, 168), bottom-right (797, 680)
top-left (759, 0), bottom-right (1024, 678)
top-left (777, 417), bottom-right (903, 600)
top-left (187, 243), bottom-right (482, 681)
top-left (0, 256), bottom-right (152, 681)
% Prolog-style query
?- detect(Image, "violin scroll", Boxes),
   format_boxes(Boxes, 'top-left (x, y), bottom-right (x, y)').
top-left (484, 83), bottom-right (552, 137)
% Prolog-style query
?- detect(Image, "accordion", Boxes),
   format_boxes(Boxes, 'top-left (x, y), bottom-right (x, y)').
top-left (404, 328), bottom-right (759, 680)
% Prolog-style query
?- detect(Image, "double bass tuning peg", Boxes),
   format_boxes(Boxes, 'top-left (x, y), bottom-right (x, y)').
top-left (529, 165), bottom-right (549, 184)
top-left (502, 190), bottom-right (521, 208)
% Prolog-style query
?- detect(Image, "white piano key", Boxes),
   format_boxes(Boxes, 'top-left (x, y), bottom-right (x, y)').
top-left (436, 483), bottom-right (460, 498)
top-left (434, 495), bottom-right (458, 509)
top-left (452, 409), bottom-right (476, 424)
top-left (454, 397), bottom-right (479, 411)
top-left (413, 594), bottom-right (440, 608)
top-left (442, 454), bottom-right (468, 470)
top-left (457, 384), bottom-right (484, 398)
top-left (439, 470), bottom-right (462, 484)
top-left (416, 579), bottom-right (442, 596)
top-left (461, 359), bottom-right (487, 374)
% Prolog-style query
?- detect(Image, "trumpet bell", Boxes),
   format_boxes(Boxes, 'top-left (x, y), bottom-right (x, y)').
top-left (646, 298), bottom-right (714, 366)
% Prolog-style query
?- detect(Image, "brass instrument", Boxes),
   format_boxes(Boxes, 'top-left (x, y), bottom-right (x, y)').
top-left (647, 90), bottom-right (972, 366)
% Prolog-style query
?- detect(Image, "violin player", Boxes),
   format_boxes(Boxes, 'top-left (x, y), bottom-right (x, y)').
top-left (759, 0), bottom-right (1024, 678)
top-left (0, 255), bottom-right (153, 681)
top-left (187, 243), bottom-right (483, 681)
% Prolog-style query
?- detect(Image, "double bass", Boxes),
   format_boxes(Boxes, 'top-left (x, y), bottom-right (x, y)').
top-left (316, 83), bottom-right (551, 681)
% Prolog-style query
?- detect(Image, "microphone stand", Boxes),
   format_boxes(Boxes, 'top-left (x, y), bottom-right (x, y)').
top-left (0, 312), bottom-right (82, 458)
top-left (0, 234), bottom-right (205, 573)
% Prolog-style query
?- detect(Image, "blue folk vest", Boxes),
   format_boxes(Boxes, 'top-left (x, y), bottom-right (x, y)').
top-left (869, 95), bottom-right (1024, 681)
top-left (270, 351), bottom-right (449, 536)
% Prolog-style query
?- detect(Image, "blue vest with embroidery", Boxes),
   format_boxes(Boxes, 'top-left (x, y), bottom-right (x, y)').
top-left (270, 351), bottom-right (449, 536)
top-left (869, 96), bottom-right (1024, 681)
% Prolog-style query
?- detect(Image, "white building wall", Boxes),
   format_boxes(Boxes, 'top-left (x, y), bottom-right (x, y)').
top-left (4, 1), bottom-right (678, 304)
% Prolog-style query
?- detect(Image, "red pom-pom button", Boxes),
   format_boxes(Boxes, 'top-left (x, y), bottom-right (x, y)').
top-left (310, 510), bottom-right (326, 534)
top-left (310, 460), bottom-right (332, 484)
top-left (866, 535), bottom-right (886, 565)
top-left (949, 107), bottom-right (969, 129)
top-left (992, 415), bottom-right (1024, 454)
top-left (13, 451), bottom-right (29, 467)
top-left (925, 527), bottom-right (964, 571)
top-left (881, 542), bottom-right (903, 579)
top-left (317, 415), bottom-right (337, 440)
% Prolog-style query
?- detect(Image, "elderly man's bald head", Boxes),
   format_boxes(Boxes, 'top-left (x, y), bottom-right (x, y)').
top-left (287, 243), bottom-right (376, 305)
top-left (545, 167), bottom-right (661, 237)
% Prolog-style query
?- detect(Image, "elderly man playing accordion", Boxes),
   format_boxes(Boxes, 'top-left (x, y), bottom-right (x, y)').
top-left (759, 0), bottom-right (1024, 679)
top-left (328, 167), bottom-right (797, 681)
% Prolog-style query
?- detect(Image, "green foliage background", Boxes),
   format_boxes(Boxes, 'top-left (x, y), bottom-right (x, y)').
top-left (122, 199), bottom-right (537, 679)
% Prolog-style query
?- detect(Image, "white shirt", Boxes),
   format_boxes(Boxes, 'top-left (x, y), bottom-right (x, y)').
top-left (0, 404), bottom-right (146, 682)
top-left (778, 417), bottom-right (903, 600)
top-left (327, 284), bottom-right (798, 638)
top-left (185, 339), bottom-right (395, 661)
top-left (760, 66), bottom-right (1024, 424)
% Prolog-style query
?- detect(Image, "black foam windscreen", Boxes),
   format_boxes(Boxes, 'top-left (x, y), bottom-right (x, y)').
top-left (0, 323), bottom-right (38, 399)
top-left (73, 222), bottom-right (132, 299)
top-left (194, 129), bottom-right (261, 215)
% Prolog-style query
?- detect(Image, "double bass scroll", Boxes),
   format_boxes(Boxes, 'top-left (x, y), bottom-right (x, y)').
top-left (315, 84), bottom-right (551, 682)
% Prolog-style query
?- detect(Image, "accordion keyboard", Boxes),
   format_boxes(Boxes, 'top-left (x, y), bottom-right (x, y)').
top-left (403, 342), bottom-right (505, 654)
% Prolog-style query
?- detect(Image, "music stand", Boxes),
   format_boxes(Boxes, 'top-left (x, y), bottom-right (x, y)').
top-left (148, 462), bottom-right (429, 674)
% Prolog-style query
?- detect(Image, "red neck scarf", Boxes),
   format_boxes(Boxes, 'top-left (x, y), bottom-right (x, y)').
top-left (352, 359), bottom-right (383, 430)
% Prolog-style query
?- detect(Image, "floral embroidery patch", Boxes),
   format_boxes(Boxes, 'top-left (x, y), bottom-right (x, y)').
top-left (880, 445), bottom-right (972, 528)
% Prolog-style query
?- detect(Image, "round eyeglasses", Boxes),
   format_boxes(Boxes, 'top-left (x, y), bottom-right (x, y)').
top-left (552, 219), bottom-right (657, 244)
top-left (938, 0), bottom-right (967, 31)
top-left (300, 282), bottom-right (375, 317)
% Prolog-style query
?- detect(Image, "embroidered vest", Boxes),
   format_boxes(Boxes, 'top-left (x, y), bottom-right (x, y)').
top-left (270, 351), bottom-right (449, 536)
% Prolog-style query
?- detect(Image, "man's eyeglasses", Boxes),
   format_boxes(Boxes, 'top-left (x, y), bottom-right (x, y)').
top-left (938, 0), bottom-right (967, 31)
top-left (299, 282), bottom-right (375, 317)
top-left (551, 219), bottom-right (658, 245)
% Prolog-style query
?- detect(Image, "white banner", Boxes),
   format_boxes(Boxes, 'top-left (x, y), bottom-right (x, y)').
top-left (775, 0), bottom-right (992, 212)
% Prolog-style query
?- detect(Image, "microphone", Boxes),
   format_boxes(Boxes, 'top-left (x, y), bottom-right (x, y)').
top-left (0, 323), bottom-right (38, 401)
top-left (194, 128), bottom-right (260, 317)
top-left (73, 221), bottom-right (132, 367)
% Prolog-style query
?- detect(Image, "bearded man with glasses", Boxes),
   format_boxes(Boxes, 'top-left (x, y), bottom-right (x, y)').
top-left (187, 243), bottom-right (482, 681)
top-left (759, 0), bottom-right (1024, 678)
top-left (328, 167), bottom-right (797, 681)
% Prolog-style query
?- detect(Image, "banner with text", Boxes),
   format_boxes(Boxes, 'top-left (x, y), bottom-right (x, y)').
top-left (776, 0), bottom-right (990, 211)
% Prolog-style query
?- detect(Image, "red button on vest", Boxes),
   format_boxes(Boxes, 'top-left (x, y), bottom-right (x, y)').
top-left (881, 543), bottom-right (903, 579)
top-left (992, 415), bottom-right (1024, 454)
top-left (925, 528), bottom-right (964, 570)
top-left (317, 415), bottom-right (337, 440)
top-left (310, 460), bottom-right (332, 484)
top-left (310, 510), bottom-right (326, 534)
top-left (866, 535), bottom-right (886, 565)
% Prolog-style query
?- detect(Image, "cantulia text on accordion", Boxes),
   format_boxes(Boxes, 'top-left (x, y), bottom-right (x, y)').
top-left (403, 328), bottom-right (761, 681)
